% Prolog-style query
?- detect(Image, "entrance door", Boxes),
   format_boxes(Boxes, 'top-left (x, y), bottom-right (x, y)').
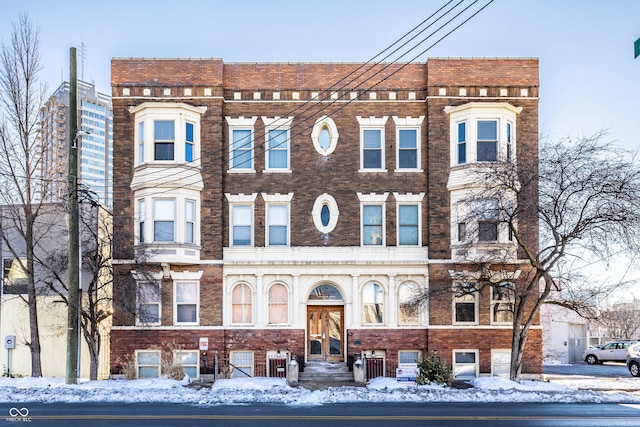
top-left (307, 306), bottom-right (344, 361)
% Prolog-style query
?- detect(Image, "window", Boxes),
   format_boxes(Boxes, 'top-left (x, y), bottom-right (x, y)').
top-left (153, 199), bottom-right (175, 242)
top-left (457, 222), bottom-right (466, 242)
top-left (478, 198), bottom-right (499, 242)
top-left (2, 258), bottom-right (27, 294)
top-left (231, 129), bottom-right (253, 170)
top-left (398, 282), bottom-right (419, 325)
top-left (136, 350), bottom-right (161, 378)
top-left (175, 281), bottom-right (198, 324)
top-left (266, 129), bottom-right (289, 170)
top-left (185, 122), bottom-right (194, 162)
top-left (399, 350), bottom-right (421, 364)
top-left (154, 120), bottom-right (175, 160)
top-left (138, 122), bottom-right (145, 163)
top-left (453, 350), bottom-right (478, 378)
top-left (185, 200), bottom-right (195, 244)
top-left (477, 120), bottom-right (497, 162)
top-left (492, 282), bottom-right (515, 324)
top-left (397, 129), bottom-right (417, 169)
top-left (138, 200), bottom-right (145, 243)
top-left (230, 351), bottom-right (254, 378)
top-left (492, 349), bottom-right (511, 377)
top-left (362, 129), bottom-right (383, 169)
top-left (398, 204), bottom-right (419, 246)
top-left (267, 205), bottom-right (288, 246)
top-left (174, 350), bottom-right (199, 379)
top-left (231, 205), bottom-right (252, 246)
top-left (311, 116), bottom-right (339, 155)
top-left (362, 283), bottom-right (384, 324)
top-left (137, 281), bottom-right (161, 325)
top-left (268, 283), bottom-right (288, 324)
top-left (362, 205), bottom-right (383, 246)
top-left (506, 121), bottom-right (513, 163)
top-left (232, 283), bottom-right (252, 324)
top-left (457, 122), bottom-right (466, 164)
top-left (312, 193), bottom-right (339, 234)
top-left (454, 282), bottom-right (477, 324)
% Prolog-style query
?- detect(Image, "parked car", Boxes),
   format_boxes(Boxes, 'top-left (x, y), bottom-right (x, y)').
top-left (582, 341), bottom-right (635, 364)
top-left (626, 342), bottom-right (640, 377)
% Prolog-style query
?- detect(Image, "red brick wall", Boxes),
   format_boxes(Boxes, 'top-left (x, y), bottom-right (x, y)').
top-left (427, 58), bottom-right (539, 87)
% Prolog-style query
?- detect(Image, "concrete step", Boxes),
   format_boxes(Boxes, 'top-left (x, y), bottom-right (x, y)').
top-left (300, 361), bottom-right (354, 382)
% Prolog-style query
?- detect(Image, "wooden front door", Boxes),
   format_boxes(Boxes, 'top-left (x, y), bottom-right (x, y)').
top-left (307, 305), bottom-right (344, 361)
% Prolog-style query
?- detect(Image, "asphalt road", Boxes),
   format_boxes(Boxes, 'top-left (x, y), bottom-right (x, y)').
top-left (2, 401), bottom-right (640, 426)
top-left (544, 361), bottom-right (630, 378)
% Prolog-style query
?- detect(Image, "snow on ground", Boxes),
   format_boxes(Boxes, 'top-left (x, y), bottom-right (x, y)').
top-left (0, 373), bottom-right (639, 405)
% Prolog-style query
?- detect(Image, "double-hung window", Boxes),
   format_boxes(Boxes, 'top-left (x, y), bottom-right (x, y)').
top-left (393, 116), bottom-right (423, 170)
top-left (185, 200), bottom-right (195, 244)
top-left (266, 129), bottom-right (289, 170)
top-left (358, 116), bottom-right (388, 171)
top-left (478, 198), bottom-right (499, 242)
top-left (362, 205), bottom-right (383, 246)
top-left (457, 122), bottom-right (466, 164)
top-left (231, 129), bottom-right (253, 170)
top-left (232, 283), bottom-right (252, 324)
top-left (154, 120), bottom-right (175, 160)
top-left (362, 129), bottom-right (383, 169)
top-left (398, 204), bottom-right (419, 246)
top-left (138, 200), bottom-right (145, 243)
top-left (363, 283), bottom-right (384, 324)
top-left (232, 205), bottom-right (252, 246)
top-left (153, 199), bottom-right (175, 242)
top-left (398, 282), bottom-right (419, 325)
top-left (175, 281), bottom-right (198, 325)
top-left (138, 122), bottom-right (145, 163)
top-left (492, 282), bottom-right (515, 324)
top-left (454, 282), bottom-right (477, 324)
top-left (137, 281), bottom-right (161, 324)
top-left (477, 120), bottom-right (498, 162)
top-left (185, 122), bottom-right (194, 162)
top-left (268, 283), bottom-right (288, 324)
top-left (267, 205), bottom-right (288, 246)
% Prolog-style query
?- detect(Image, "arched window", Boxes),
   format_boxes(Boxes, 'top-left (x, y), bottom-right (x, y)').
top-left (232, 283), bottom-right (252, 324)
top-left (362, 283), bottom-right (384, 324)
top-left (268, 283), bottom-right (288, 324)
top-left (398, 282), bottom-right (419, 325)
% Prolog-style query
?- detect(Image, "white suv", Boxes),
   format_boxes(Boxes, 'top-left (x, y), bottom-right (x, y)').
top-left (626, 342), bottom-right (640, 377)
top-left (582, 341), bottom-right (635, 364)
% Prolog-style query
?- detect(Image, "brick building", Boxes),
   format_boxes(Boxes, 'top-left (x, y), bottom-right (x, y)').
top-left (110, 57), bottom-right (541, 380)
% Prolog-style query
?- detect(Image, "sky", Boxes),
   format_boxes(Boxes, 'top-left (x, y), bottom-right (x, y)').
top-left (1, 0), bottom-right (640, 290)
top-left (0, 374), bottom-right (639, 406)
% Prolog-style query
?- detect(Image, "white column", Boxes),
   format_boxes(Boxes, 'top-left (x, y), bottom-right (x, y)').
top-left (388, 274), bottom-right (397, 327)
top-left (256, 274), bottom-right (264, 326)
top-left (351, 274), bottom-right (360, 327)
top-left (292, 274), bottom-right (300, 326)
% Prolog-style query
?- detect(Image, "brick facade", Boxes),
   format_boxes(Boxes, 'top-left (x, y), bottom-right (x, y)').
top-left (110, 57), bottom-right (541, 379)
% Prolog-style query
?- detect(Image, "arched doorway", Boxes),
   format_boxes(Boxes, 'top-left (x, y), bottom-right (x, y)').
top-left (307, 284), bottom-right (344, 362)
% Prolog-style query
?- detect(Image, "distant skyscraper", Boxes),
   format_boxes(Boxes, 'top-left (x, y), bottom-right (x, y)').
top-left (39, 80), bottom-right (113, 208)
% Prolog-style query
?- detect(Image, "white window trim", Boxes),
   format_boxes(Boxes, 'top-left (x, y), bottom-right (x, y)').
top-left (490, 281), bottom-right (515, 325)
top-left (394, 192), bottom-right (424, 247)
top-left (173, 350), bottom-right (200, 380)
top-left (398, 350), bottom-right (422, 364)
top-left (361, 281), bottom-right (386, 325)
top-left (153, 198), bottom-right (176, 243)
top-left (491, 349), bottom-right (511, 377)
top-left (226, 193), bottom-right (258, 247)
top-left (185, 199), bottom-right (197, 245)
top-left (262, 193), bottom-right (293, 247)
top-left (135, 349), bottom-right (161, 379)
top-left (226, 116), bottom-right (258, 172)
top-left (444, 102), bottom-right (521, 167)
top-left (266, 282), bottom-right (290, 325)
top-left (397, 282), bottom-right (421, 326)
top-left (262, 116), bottom-right (293, 172)
top-left (393, 116), bottom-right (424, 172)
top-left (453, 282), bottom-right (479, 326)
top-left (357, 116), bottom-right (388, 172)
top-left (130, 102), bottom-right (206, 167)
top-left (311, 193), bottom-right (339, 234)
top-left (358, 192), bottom-right (388, 247)
top-left (231, 282), bottom-right (254, 325)
top-left (135, 280), bottom-right (162, 326)
top-left (452, 349), bottom-right (479, 379)
top-left (173, 280), bottom-right (200, 326)
top-left (311, 116), bottom-right (339, 155)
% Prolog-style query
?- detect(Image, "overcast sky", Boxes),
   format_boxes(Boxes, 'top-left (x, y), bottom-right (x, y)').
top-left (2, 0), bottom-right (639, 292)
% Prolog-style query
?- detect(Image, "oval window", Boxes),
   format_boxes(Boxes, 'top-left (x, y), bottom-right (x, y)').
top-left (319, 127), bottom-right (331, 150)
top-left (320, 204), bottom-right (330, 227)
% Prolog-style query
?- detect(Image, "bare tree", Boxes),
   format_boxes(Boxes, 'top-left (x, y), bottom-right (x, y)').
top-left (437, 132), bottom-right (640, 382)
top-left (0, 14), bottom-right (49, 377)
top-left (595, 298), bottom-right (640, 341)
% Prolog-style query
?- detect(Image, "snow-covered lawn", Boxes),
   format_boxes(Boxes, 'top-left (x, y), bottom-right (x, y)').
top-left (0, 373), bottom-right (639, 405)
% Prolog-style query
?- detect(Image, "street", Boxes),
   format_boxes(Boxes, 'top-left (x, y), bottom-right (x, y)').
top-left (2, 401), bottom-right (640, 426)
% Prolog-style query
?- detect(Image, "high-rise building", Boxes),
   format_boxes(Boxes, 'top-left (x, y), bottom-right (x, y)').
top-left (39, 80), bottom-right (113, 208)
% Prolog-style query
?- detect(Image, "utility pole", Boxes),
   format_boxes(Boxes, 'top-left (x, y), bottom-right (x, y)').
top-left (66, 47), bottom-right (79, 385)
